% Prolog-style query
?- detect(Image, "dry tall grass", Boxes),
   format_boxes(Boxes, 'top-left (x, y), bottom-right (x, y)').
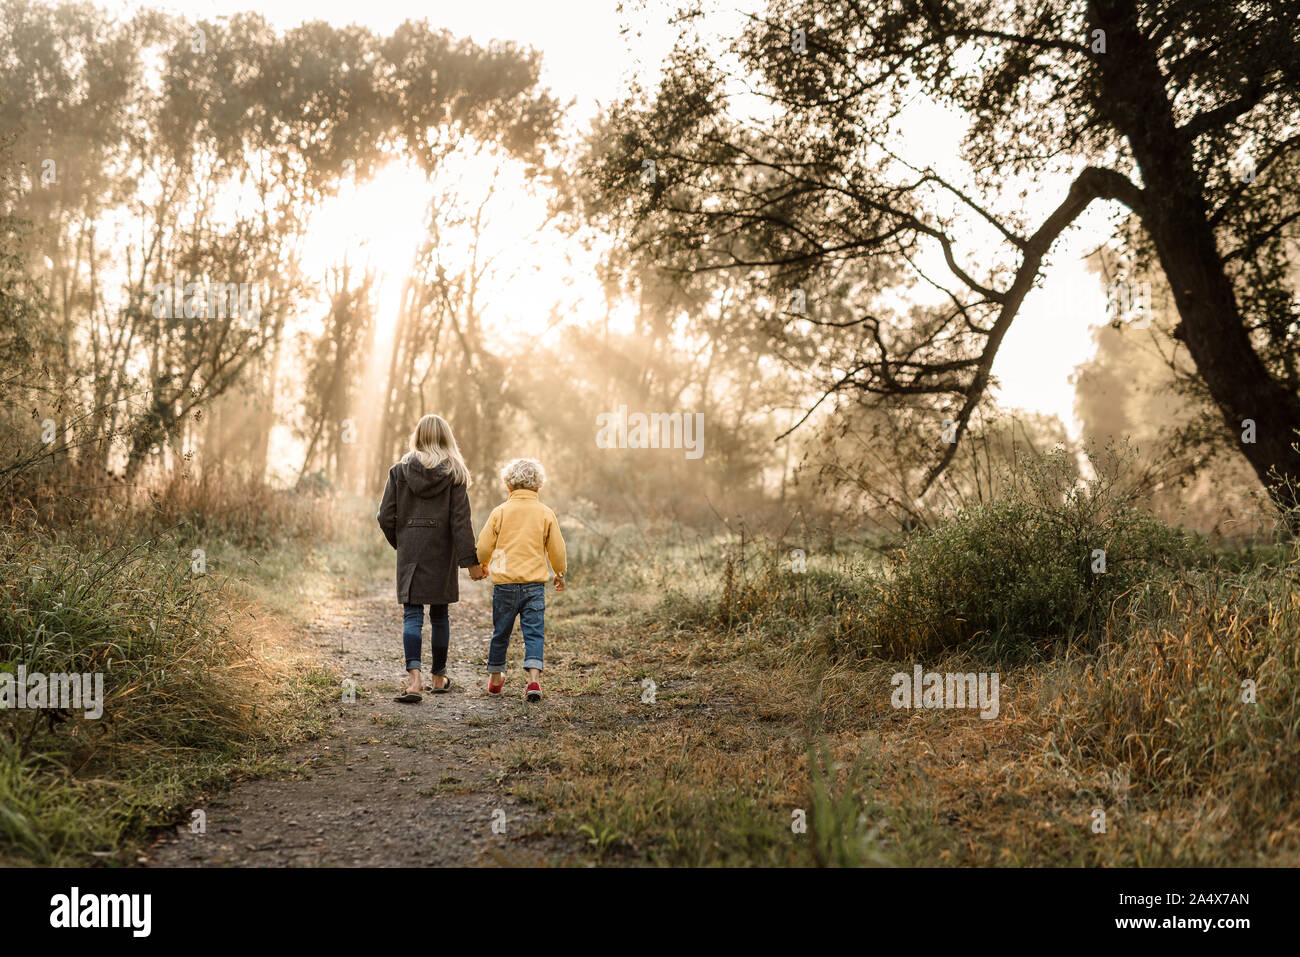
top-left (0, 468), bottom-right (351, 864)
top-left (516, 456), bottom-right (1299, 865)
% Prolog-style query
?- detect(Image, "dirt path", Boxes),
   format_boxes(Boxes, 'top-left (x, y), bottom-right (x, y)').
top-left (145, 579), bottom-right (578, 867)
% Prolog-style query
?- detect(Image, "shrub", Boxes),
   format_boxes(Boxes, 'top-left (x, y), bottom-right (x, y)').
top-left (710, 447), bottom-right (1202, 658)
top-left (0, 525), bottom-right (299, 863)
top-left (134, 469), bottom-right (332, 549)
top-left (855, 449), bottom-right (1202, 655)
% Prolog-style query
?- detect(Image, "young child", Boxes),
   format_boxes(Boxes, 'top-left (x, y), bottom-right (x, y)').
top-left (475, 458), bottom-right (566, 701)
top-left (378, 414), bottom-right (488, 704)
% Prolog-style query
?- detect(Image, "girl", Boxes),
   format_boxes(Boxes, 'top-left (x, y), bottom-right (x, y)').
top-left (377, 414), bottom-right (487, 703)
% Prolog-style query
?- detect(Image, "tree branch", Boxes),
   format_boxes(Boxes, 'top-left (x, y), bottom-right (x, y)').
top-left (915, 165), bottom-right (1145, 496)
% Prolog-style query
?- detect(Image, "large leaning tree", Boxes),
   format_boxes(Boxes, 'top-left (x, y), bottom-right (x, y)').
top-left (588, 0), bottom-right (1300, 516)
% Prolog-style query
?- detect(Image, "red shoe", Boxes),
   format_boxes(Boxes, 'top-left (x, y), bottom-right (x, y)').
top-left (487, 676), bottom-right (504, 695)
top-left (525, 682), bottom-right (541, 703)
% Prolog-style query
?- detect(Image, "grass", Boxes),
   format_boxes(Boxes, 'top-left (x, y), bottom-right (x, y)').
top-left (491, 452), bottom-right (1300, 867)
top-left (0, 472), bottom-right (386, 866)
top-left (6, 448), bottom-right (1294, 867)
top-left (489, 544), bottom-right (854, 866)
top-left (502, 541), bottom-right (1297, 865)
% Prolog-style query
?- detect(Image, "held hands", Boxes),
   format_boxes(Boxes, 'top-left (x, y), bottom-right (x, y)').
top-left (466, 564), bottom-right (560, 587)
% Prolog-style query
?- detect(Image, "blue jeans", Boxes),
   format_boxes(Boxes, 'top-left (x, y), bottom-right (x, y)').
top-left (403, 603), bottom-right (449, 674)
top-left (487, 583), bottom-right (545, 673)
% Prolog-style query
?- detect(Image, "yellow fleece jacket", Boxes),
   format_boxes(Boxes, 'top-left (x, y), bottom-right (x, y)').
top-left (476, 489), bottom-right (567, 584)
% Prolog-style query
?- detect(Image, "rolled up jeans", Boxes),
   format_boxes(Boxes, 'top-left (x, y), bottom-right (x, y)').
top-left (403, 603), bottom-right (449, 674)
top-left (487, 582), bottom-right (545, 673)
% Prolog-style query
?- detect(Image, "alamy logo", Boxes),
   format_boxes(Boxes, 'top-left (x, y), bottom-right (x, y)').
top-left (0, 667), bottom-right (104, 719)
top-left (49, 887), bottom-right (151, 937)
top-left (1105, 280), bottom-right (1151, 327)
top-left (594, 405), bottom-right (704, 459)
top-left (151, 279), bottom-right (262, 326)
top-left (890, 665), bottom-right (999, 719)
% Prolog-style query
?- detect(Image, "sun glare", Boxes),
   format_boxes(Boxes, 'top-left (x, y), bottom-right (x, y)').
top-left (300, 161), bottom-right (432, 339)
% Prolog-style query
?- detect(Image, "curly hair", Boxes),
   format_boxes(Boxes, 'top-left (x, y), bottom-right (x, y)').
top-left (500, 457), bottom-right (545, 491)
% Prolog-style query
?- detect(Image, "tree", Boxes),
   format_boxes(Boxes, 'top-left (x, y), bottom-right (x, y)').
top-left (1, 3), bottom-right (563, 483)
top-left (589, 0), bottom-right (1300, 518)
top-left (296, 262), bottom-right (376, 489)
top-left (1073, 240), bottom-right (1273, 533)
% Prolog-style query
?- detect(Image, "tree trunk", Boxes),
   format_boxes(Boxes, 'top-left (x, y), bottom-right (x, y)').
top-left (1144, 201), bottom-right (1300, 516)
top-left (1094, 0), bottom-right (1300, 520)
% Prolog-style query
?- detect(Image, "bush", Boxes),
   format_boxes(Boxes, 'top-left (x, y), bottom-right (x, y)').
top-left (131, 469), bottom-right (332, 550)
top-left (710, 447), bottom-right (1202, 658)
top-left (857, 449), bottom-right (1202, 655)
top-left (0, 525), bottom-right (300, 864)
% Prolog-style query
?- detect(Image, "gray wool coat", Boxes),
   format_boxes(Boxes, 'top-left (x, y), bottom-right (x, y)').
top-left (377, 458), bottom-right (478, 605)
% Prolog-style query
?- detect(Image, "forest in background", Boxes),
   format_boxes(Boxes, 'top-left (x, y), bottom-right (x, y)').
top-left (3, 0), bottom-right (1289, 539)
top-left (2, 0), bottom-right (1299, 867)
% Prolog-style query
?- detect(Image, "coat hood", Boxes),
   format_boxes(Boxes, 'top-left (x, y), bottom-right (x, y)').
top-left (400, 457), bottom-right (457, 498)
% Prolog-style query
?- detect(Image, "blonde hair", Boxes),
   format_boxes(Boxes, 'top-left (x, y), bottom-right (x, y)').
top-left (402, 414), bottom-right (471, 486)
top-left (500, 457), bottom-right (545, 491)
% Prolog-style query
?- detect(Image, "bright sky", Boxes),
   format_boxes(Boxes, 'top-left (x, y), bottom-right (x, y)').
top-left (117, 0), bottom-right (1113, 436)
top-left (890, 97), bottom-right (1114, 438)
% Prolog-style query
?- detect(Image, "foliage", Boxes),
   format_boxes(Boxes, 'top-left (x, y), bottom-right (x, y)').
top-left (715, 446), bottom-right (1200, 657)
top-left (587, 0), bottom-right (1300, 513)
